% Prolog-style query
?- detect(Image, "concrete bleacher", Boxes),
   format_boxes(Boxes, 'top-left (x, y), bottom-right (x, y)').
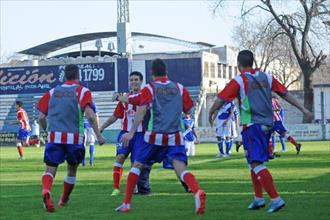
top-left (0, 86), bottom-right (202, 132)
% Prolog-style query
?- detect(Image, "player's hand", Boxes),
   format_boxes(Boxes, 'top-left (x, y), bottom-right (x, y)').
top-left (96, 134), bottom-right (106, 146)
top-left (117, 94), bottom-right (129, 103)
top-left (112, 93), bottom-right (119, 102)
top-left (121, 132), bottom-right (134, 147)
top-left (303, 109), bottom-right (314, 122)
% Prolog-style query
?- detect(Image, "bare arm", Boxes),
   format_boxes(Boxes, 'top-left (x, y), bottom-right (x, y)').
top-left (99, 115), bottom-right (118, 133)
top-left (281, 93), bottom-right (313, 119)
top-left (209, 98), bottom-right (225, 127)
top-left (85, 105), bottom-right (106, 145)
top-left (38, 112), bottom-right (47, 131)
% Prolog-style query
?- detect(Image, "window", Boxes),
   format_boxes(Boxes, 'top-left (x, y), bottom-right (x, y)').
top-left (210, 63), bottom-right (215, 78)
top-left (223, 64), bottom-right (227, 78)
top-left (229, 66), bottom-right (232, 79)
top-left (204, 62), bottom-right (209, 77)
top-left (217, 64), bottom-right (222, 78)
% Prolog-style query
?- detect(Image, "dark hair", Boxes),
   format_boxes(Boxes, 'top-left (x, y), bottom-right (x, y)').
top-left (15, 101), bottom-right (23, 107)
top-left (65, 64), bottom-right (79, 80)
top-left (130, 71), bottom-right (143, 81)
top-left (151, 58), bottom-right (166, 76)
top-left (237, 50), bottom-right (254, 68)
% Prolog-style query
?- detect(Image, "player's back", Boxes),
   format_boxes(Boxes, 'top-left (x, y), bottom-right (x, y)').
top-left (149, 81), bottom-right (183, 134)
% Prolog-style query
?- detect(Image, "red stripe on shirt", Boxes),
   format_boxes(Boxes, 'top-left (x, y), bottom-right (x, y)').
top-left (61, 132), bottom-right (67, 143)
top-left (149, 132), bottom-right (156, 145)
top-left (49, 131), bottom-right (55, 143)
top-left (175, 132), bottom-right (181, 145)
top-left (162, 133), bottom-right (169, 146)
top-left (73, 133), bottom-right (79, 144)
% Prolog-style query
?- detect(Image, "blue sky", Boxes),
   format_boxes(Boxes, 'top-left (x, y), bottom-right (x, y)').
top-left (0, 0), bottom-right (243, 60)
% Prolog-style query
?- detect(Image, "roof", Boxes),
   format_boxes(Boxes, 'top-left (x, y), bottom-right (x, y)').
top-left (19, 32), bottom-right (211, 56)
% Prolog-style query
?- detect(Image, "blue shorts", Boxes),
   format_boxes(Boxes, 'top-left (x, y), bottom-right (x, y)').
top-left (16, 129), bottom-right (30, 141)
top-left (242, 124), bottom-right (272, 164)
top-left (116, 131), bottom-right (144, 163)
top-left (135, 141), bottom-right (187, 168)
top-left (44, 143), bottom-right (85, 166)
top-left (272, 121), bottom-right (287, 135)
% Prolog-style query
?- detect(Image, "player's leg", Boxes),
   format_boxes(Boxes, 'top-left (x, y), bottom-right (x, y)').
top-left (58, 164), bottom-right (78, 207)
top-left (216, 136), bottom-right (225, 157)
top-left (190, 141), bottom-right (196, 156)
top-left (225, 136), bottom-right (231, 156)
top-left (185, 141), bottom-right (190, 156)
top-left (136, 165), bottom-right (152, 195)
top-left (116, 141), bottom-right (159, 212)
top-left (112, 154), bottom-right (126, 196)
top-left (243, 125), bottom-right (285, 213)
top-left (58, 143), bottom-right (85, 207)
top-left (42, 143), bottom-right (65, 212)
top-left (88, 128), bottom-right (95, 165)
top-left (112, 131), bottom-right (131, 196)
top-left (16, 139), bottom-right (24, 160)
top-left (133, 132), bottom-right (152, 195)
top-left (276, 121), bottom-right (301, 154)
top-left (42, 165), bottom-right (57, 212)
top-left (279, 136), bottom-right (286, 152)
top-left (172, 159), bottom-right (205, 215)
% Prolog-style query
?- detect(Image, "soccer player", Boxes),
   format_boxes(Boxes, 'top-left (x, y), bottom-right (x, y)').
top-left (214, 101), bottom-right (236, 157)
top-left (271, 95), bottom-right (301, 154)
top-left (182, 113), bottom-right (199, 156)
top-left (14, 101), bottom-right (31, 159)
top-left (82, 102), bottom-right (99, 166)
top-left (99, 71), bottom-right (152, 196)
top-left (116, 59), bottom-right (206, 215)
top-left (30, 119), bottom-right (41, 147)
top-left (209, 50), bottom-right (312, 213)
top-left (38, 64), bottom-right (106, 212)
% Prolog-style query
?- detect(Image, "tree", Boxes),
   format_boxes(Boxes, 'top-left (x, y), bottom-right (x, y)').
top-left (233, 20), bottom-right (302, 90)
top-left (213, 0), bottom-right (330, 122)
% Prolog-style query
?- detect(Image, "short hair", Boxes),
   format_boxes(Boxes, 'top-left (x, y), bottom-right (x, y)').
top-left (237, 50), bottom-right (254, 68)
top-left (64, 64), bottom-right (79, 80)
top-left (130, 71), bottom-right (143, 81)
top-left (151, 58), bottom-right (166, 76)
top-left (15, 101), bottom-right (23, 107)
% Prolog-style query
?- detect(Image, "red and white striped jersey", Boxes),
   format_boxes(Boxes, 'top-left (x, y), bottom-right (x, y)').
top-left (272, 99), bottom-right (282, 121)
top-left (17, 108), bottom-right (31, 130)
top-left (113, 93), bottom-right (143, 132)
top-left (144, 131), bottom-right (184, 146)
top-left (47, 131), bottom-right (84, 145)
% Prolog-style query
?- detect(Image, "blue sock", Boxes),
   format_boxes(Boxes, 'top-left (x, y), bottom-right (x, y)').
top-left (89, 144), bottom-right (95, 162)
top-left (225, 141), bottom-right (231, 155)
top-left (279, 137), bottom-right (286, 151)
top-left (272, 136), bottom-right (276, 152)
top-left (218, 141), bottom-right (224, 155)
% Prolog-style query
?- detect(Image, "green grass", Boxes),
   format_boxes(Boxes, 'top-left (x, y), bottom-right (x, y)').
top-left (0, 141), bottom-right (330, 220)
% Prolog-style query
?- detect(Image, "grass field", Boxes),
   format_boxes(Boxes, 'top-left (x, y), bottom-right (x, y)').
top-left (0, 141), bottom-right (329, 220)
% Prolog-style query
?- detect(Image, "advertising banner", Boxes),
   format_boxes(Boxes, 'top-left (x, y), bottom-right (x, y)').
top-left (0, 62), bottom-right (115, 94)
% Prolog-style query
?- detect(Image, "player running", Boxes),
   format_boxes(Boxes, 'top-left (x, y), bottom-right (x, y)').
top-left (38, 64), bottom-right (106, 212)
top-left (116, 59), bottom-right (206, 215)
top-left (209, 50), bottom-right (312, 213)
top-left (100, 71), bottom-right (152, 196)
top-left (82, 102), bottom-right (99, 166)
top-left (182, 113), bottom-right (199, 156)
top-left (14, 101), bottom-right (39, 159)
top-left (271, 95), bottom-right (301, 154)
